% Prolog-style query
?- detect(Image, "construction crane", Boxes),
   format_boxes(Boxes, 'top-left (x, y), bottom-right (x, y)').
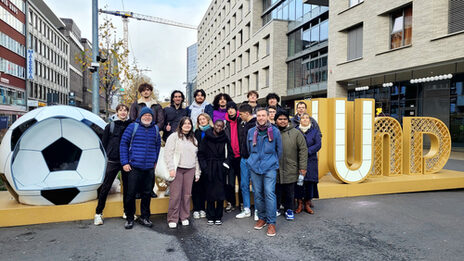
top-left (98, 9), bottom-right (197, 65)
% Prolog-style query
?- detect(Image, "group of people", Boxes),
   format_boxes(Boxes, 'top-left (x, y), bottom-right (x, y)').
top-left (94, 83), bottom-right (322, 237)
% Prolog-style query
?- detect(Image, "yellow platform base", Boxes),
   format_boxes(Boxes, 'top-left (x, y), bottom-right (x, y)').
top-left (1, 169), bottom-right (464, 227)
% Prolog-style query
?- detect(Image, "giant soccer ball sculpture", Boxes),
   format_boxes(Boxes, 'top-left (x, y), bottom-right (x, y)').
top-left (0, 106), bottom-right (107, 205)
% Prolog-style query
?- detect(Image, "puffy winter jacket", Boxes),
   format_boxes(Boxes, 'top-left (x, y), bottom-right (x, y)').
top-left (119, 118), bottom-right (161, 170)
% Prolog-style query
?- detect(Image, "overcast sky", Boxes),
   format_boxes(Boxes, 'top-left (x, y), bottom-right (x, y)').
top-left (44, 0), bottom-right (210, 100)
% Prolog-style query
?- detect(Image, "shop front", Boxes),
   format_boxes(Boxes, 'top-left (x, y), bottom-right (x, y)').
top-left (347, 72), bottom-right (464, 151)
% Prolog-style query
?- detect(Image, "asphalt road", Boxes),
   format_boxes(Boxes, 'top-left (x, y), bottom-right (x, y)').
top-left (1, 188), bottom-right (463, 261)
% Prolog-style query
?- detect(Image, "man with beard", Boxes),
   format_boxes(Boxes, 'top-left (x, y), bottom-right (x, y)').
top-left (247, 108), bottom-right (282, 237)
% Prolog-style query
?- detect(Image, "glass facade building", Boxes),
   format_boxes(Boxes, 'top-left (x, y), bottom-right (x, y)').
top-left (261, 0), bottom-right (329, 108)
top-left (186, 43), bottom-right (198, 105)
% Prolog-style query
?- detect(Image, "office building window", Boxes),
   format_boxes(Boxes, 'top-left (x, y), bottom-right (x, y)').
top-left (449, 0), bottom-right (464, 33)
top-left (265, 35), bottom-right (270, 56)
top-left (254, 43), bottom-right (259, 62)
top-left (391, 5), bottom-right (412, 49)
top-left (264, 67), bottom-right (270, 87)
top-left (254, 71), bottom-right (259, 90)
top-left (347, 25), bottom-right (363, 60)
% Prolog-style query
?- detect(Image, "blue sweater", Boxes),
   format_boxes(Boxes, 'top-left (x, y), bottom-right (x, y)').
top-left (119, 119), bottom-right (161, 170)
top-left (246, 125), bottom-right (283, 174)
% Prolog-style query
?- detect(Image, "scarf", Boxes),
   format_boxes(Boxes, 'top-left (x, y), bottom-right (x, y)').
top-left (198, 125), bottom-right (211, 140)
top-left (199, 124), bottom-right (211, 131)
top-left (226, 113), bottom-right (240, 157)
top-left (253, 121), bottom-right (274, 146)
top-left (299, 123), bottom-right (311, 133)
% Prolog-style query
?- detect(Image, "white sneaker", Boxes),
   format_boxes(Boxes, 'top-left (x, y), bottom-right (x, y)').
top-left (193, 211), bottom-right (200, 219)
top-left (181, 220), bottom-right (189, 226)
top-left (168, 222), bottom-right (177, 229)
top-left (94, 214), bottom-right (103, 225)
top-left (276, 211), bottom-right (281, 217)
top-left (236, 209), bottom-right (251, 219)
top-left (199, 210), bottom-right (206, 218)
top-left (254, 210), bottom-right (259, 221)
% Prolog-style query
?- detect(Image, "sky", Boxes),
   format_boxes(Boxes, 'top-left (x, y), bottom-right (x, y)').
top-left (44, 0), bottom-right (211, 100)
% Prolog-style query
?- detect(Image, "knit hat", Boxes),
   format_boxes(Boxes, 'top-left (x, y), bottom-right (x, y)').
top-left (226, 101), bottom-right (237, 111)
top-left (139, 107), bottom-right (154, 118)
top-left (274, 109), bottom-right (289, 122)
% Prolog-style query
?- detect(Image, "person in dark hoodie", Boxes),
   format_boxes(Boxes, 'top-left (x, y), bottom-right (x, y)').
top-left (94, 104), bottom-right (131, 226)
top-left (120, 107), bottom-right (161, 229)
top-left (224, 101), bottom-right (242, 212)
top-left (235, 103), bottom-right (257, 219)
top-left (129, 83), bottom-right (164, 130)
top-left (198, 120), bottom-right (232, 225)
top-left (163, 90), bottom-right (190, 141)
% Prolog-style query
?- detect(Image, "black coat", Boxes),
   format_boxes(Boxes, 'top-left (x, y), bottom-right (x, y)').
top-left (238, 117), bottom-right (256, 159)
top-left (102, 119), bottom-right (132, 162)
top-left (163, 105), bottom-right (190, 141)
top-left (194, 128), bottom-right (209, 144)
top-left (197, 128), bottom-right (231, 201)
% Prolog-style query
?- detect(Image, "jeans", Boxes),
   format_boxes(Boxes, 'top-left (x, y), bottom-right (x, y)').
top-left (125, 167), bottom-right (154, 222)
top-left (240, 158), bottom-right (251, 209)
top-left (250, 169), bottom-right (277, 225)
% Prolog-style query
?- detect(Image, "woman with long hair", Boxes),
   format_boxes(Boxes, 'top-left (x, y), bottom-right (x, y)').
top-left (165, 117), bottom-right (201, 228)
top-left (192, 113), bottom-right (213, 219)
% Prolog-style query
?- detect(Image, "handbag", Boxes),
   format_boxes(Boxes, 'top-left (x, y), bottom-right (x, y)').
top-left (155, 147), bottom-right (175, 182)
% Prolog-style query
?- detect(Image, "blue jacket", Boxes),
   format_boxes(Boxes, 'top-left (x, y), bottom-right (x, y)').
top-left (296, 119), bottom-right (321, 182)
top-left (119, 118), bottom-right (161, 170)
top-left (246, 125), bottom-right (282, 174)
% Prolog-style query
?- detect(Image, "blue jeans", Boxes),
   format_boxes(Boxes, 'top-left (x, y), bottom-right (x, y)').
top-left (250, 169), bottom-right (277, 225)
top-left (240, 158), bottom-right (251, 209)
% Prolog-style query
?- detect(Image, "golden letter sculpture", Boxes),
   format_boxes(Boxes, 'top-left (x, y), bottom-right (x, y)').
top-left (371, 117), bottom-right (403, 176)
top-left (402, 117), bottom-right (451, 175)
top-left (293, 98), bottom-right (452, 184)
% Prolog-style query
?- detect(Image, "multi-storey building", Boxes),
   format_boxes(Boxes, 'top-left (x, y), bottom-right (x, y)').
top-left (197, 0), bottom-right (289, 105)
top-left (60, 18), bottom-right (86, 108)
top-left (324, 0), bottom-right (464, 150)
top-left (26, 0), bottom-right (69, 109)
top-left (197, 0), bottom-right (329, 110)
top-left (0, 0), bottom-right (27, 127)
top-left (186, 43), bottom-right (197, 105)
